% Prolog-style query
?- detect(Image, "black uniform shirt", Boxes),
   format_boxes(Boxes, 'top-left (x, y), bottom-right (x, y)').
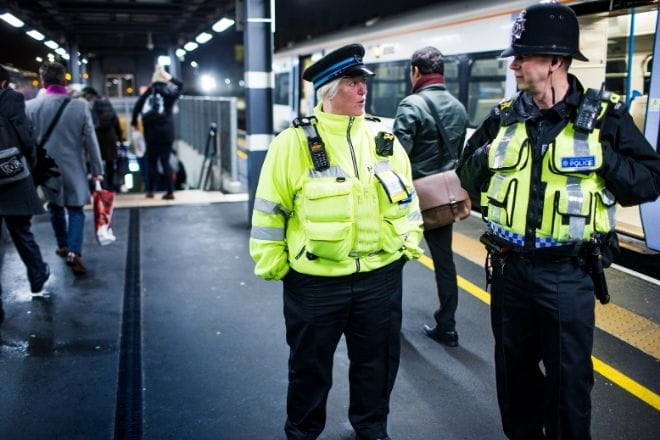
top-left (457, 74), bottom-right (660, 247)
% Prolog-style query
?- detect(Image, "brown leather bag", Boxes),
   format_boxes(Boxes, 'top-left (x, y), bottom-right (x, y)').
top-left (414, 170), bottom-right (471, 230)
top-left (412, 93), bottom-right (471, 230)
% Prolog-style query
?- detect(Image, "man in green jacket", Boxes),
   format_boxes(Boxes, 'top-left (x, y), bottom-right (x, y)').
top-left (250, 43), bottom-right (423, 440)
top-left (393, 47), bottom-right (468, 346)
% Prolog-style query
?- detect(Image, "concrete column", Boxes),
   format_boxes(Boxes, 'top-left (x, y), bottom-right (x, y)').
top-left (168, 46), bottom-right (181, 80)
top-left (243, 0), bottom-right (274, 223)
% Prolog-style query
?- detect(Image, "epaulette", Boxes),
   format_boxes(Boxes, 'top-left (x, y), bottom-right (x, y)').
top-left (601, 91), bottom-right (626, 117)
top-left (292, 115), bottom-right (316, 128)
top-left (365, 114), bottom-right (381, 122)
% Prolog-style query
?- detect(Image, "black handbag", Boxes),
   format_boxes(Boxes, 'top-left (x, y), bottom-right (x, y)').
top-left (0, 90), bottom-right (30, 186)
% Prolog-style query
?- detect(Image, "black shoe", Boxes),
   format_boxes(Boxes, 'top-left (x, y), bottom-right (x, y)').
top-left (30, 263), bottom-right (50, 293)
top-left (423, 325), bottom-right (459, 347)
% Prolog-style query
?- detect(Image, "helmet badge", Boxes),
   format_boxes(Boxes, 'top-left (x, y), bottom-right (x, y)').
top-left (512, 10), bottom-right (526, 40)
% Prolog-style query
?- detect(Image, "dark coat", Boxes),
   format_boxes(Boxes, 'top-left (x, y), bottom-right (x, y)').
top-left (393, 84), bottom-right (468, 179)
top-left (0, 88), bottom-right (44, 216)
top-left (91, 98), bottom-right (122, 161)
top-left (131, 78), bottom-right (183, 145)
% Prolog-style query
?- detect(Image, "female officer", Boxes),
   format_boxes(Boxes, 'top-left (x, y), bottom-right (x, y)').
top-left (250, 44), bottom-right (423, 440)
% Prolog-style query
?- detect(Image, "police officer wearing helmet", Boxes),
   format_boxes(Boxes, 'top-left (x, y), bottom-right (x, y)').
top-left (457, 2), bottom-right (660, 439)
top-left (250, 44), bottom-right (423, 439)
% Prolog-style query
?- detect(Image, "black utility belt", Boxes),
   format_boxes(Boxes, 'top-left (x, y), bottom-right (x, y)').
top-left (481, 233), bottom-right (584, 261)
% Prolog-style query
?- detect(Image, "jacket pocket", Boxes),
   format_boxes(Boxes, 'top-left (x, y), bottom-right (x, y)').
top-left (551, 187), bottom-right (593, 241)
top-left (303, 180), bottom-right (354, 222)
top-left (489, 138), bottom-right (529, 171)
top-left (594, 189), bottom-right (616, 233)
top-left (304, 221), bottom-right (354, 261)
top-left (486, 174), bottom-right (518, 227)
top-left (381, 216), bottom-right (409, 254)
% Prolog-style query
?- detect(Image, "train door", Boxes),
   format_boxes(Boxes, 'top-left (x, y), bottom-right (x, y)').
top-left (105, 74), bottom-right (135, 97)
top-left (574, 5), bottom-right (658, 246)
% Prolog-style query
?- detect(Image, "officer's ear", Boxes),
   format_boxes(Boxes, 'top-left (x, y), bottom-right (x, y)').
top-left (550, 56), bottom-right (562, 71)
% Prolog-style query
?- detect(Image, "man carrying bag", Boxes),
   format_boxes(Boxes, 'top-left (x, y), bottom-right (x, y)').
top-left (393, 46), bottom-right (469, 347)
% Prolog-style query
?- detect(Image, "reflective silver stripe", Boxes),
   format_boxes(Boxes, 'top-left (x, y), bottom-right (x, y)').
top-left (309, 165), bottom-right (347, 179)
top-left (250, 226), bottom-right (285, 241)
top-left (566, 178), bottom-right (586, 240)
top-left (374, 160), bottom-right (391, 173)
top-left (492, 124), bottom-right (518, 169)
top-left (253, 197), bottom-right (290, 216)
top-left (602, 189), bottom-right (616, 229)
top-left (573, 130), bottom-right (590, 158)
top-left (408, 211), bottom-right (422, 222)
top-left (488, 174), bottom-right (507, 224)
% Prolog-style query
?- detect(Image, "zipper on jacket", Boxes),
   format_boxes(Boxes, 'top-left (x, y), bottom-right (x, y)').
top-left (355, 258), bottom-right (360, 273)
top-left (347, 117), bottom-right (360, 179)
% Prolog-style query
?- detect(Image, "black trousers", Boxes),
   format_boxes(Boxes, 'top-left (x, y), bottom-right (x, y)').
top-left (0, 215), bottom-right (47, 296)
top-left (491, 253), bottom-right (595, 440)
top-left (282, 258), bottom-right (405, 440)
top-left (146, 141), bottom-right (174, 194)
top-left (423, 223), bottom-right (458, 331)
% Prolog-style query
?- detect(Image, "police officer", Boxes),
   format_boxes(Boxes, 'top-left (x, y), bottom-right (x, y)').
top-left (457, 3), bottom-right (660, 439)
top-left (250, 43), bottom-right (423, 440)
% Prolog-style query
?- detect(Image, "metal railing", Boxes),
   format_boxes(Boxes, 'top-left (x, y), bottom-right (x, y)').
top-left (109, 95), bottom-right (240, 191)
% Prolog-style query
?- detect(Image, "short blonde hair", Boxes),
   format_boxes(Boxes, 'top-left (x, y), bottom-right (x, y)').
top-left (316, 77), bottom-right (341, 103)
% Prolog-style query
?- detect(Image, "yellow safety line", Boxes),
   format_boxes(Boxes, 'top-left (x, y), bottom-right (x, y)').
top-left (416, 253), bottom-right (660, 411)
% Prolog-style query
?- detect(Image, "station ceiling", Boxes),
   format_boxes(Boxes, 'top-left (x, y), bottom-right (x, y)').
top-left (1, 0), bottom-right (441, 70)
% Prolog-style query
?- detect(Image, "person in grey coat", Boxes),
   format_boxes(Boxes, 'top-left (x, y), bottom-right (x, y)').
top-left (0, 66), bottom-right (50, 325)
top-left (25, 62), bottom-right (103, 275)
top-left (393, 47), bottom-right (468, 347)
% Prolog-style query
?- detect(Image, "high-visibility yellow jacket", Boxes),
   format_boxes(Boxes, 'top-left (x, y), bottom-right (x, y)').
top-left (250, 104), bottom-right (423, 280)
top-left (483, 96), bottom-right (616, 247)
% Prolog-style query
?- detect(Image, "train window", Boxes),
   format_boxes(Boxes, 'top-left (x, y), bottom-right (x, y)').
top-left (444, 59), bottom-right (460, 99)
top-left (274, 72), bottom-right (290, 106)
top-left (467, 58), bottom-right (506, 127)
top-left (365, 61), bottom-right (410, 119)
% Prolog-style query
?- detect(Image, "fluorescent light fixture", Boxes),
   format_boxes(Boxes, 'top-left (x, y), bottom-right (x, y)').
top-left (0, 12), bottom-right (24, 28)
top-left (82, 58), bottom-right (88, 64)
top-left (175, 48), bottom-right (186, 58)
top-left (61, 53), bottom-right (70, 60)
top-left (157, 55), bottom-right (171, 66)
top-left (45, 40), bottom-right (59, 49)
top-left (212, 17), bottom-right (234, 33)
top-left (26, 29), bottom-right (45, 41)
top-left (55, 47), bottom-right (67, 56)
top-left (200, 74), bottom-right (216, 92)
top-left (195, 32), bottom-right (213, 44)
top-left (35, 56), bottom-right (43, 62)
top-left (190, 61), bottom-right (199, 68)
top-left (184, 41), bottom-right (198, 52)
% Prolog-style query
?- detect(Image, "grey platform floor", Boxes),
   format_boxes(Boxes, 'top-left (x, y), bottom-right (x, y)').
top-left (0, 201), bottom-right (658, 439)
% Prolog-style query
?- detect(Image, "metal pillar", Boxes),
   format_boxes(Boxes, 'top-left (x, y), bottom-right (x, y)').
top-left (243, 0), bottom-right (274, 223)
top-left (68, 42), bottom-right (81, 85)
top-left (168, 46), bottom-right (181, 80)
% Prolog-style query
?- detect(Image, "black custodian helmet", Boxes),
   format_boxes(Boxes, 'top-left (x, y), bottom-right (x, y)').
top-left (302, 43), bottom-right (375, 90)
top-left (501, 2), bottom-right (588, 62)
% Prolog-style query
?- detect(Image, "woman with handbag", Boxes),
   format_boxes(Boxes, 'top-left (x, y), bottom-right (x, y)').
top-left (0, 66), bottom-right (51, 324)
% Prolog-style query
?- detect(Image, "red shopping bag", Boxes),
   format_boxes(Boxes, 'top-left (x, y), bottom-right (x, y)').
top-left (93, 181), bottom-right (116, 245)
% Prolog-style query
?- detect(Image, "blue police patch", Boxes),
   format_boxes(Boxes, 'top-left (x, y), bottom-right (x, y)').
top-left (561, 156), bottom-right (595, 168)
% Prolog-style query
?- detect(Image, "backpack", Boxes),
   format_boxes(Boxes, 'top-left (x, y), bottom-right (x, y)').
top-left (93, 98), bottom-right (117, 130)
top-left (141, 88), bottom-right (166, 123)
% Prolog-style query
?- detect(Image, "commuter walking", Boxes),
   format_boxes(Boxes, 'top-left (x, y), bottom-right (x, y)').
top-left (26, 62), bottom-right (104, 276)
top-left (250, 44), bottom-right (423, 440)
top-left (82, 87), bottom-right (123, 191)
top-left (393, 47), bottom-right (468, 347)
top-left (0, 66), bottom-right (50, 323)
top-left (457, 3), bottom-right (660, 439)
top-left (131, 65), bottom-right (183, 200)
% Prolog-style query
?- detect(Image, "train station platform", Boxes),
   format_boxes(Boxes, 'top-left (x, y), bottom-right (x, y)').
top-left (0, 193), bottom-right (658, 439)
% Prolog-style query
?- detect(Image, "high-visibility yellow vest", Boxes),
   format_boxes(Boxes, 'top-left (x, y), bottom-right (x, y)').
top-left (250, 105), bottom-right (423, 280)
top-left (482, 95), bottom-right (617, 248)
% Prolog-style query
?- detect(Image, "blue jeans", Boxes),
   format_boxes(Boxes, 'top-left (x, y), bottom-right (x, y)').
top-left (48, 204), bottom-right (85, 256)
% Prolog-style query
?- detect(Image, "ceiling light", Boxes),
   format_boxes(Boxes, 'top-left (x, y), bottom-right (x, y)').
top-left (200, 74), bottom-right (216, 92)
top-left (157, 55), bottom-right (171, 66)
top-left (190, 61), bottom-right (198, 68)
top-left (0, 12), bottom-right (24, 28)
top-left (26, 29), bottom-right (45, 41)
top-left (175, 48), bottom-right (186, 58)
top-left (212, 18), bottom-right (234, 33)
top-left (184, 41), bottom-right (198, 52)
top-left (36, 56), bottom-right (43, 62)
top-left (45, 40), bottom-right (59, 49)
top-left (195, 32), bottom-right (213, 44)
top-left (55, 47), bottom-right (67, 56)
